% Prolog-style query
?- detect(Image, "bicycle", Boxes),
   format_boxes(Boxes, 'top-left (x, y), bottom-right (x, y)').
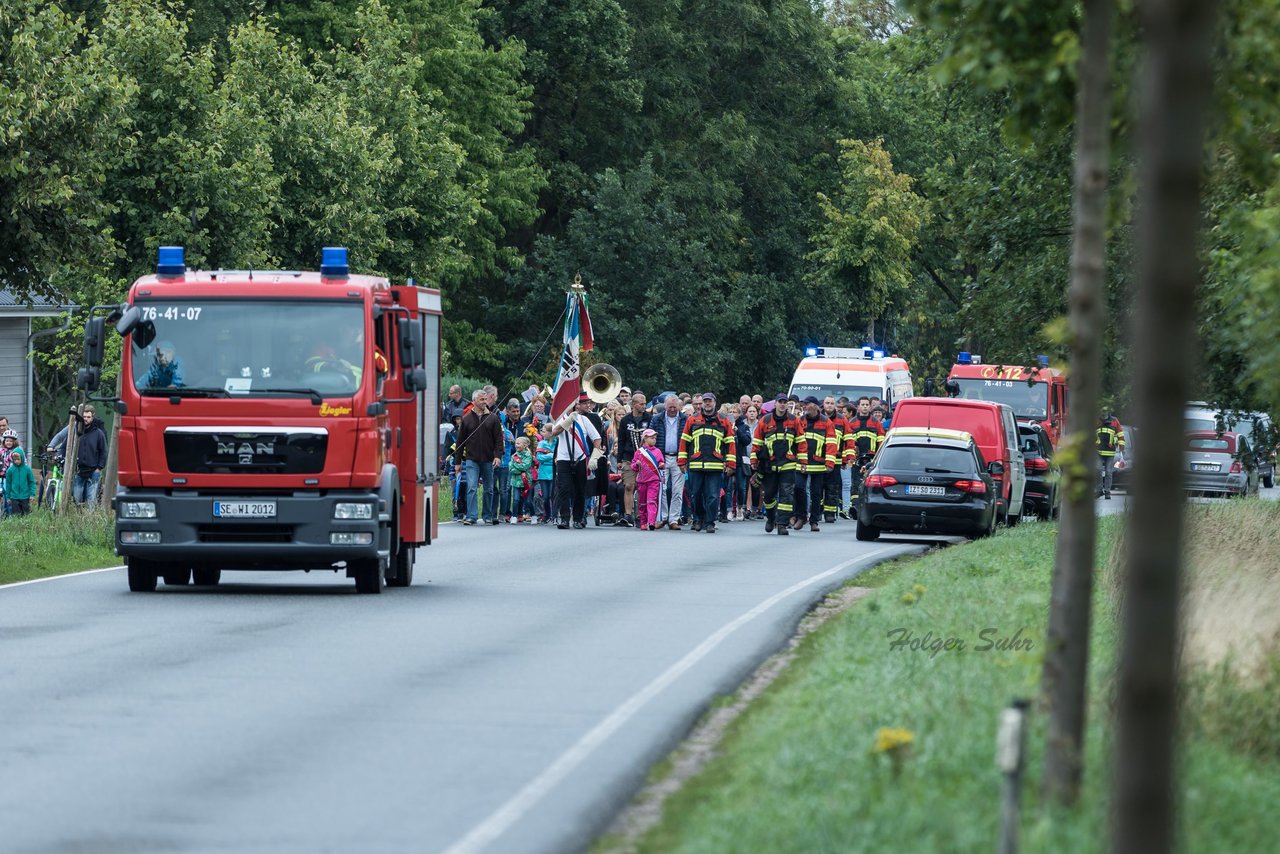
top-left (38, 453), bottom-right (63, 512)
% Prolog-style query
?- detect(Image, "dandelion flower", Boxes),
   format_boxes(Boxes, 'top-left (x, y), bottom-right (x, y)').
top-left (874, 727), bottom-right (915, 754)
top-left (901, 591), bottom-right (917, 605)
top-left (913, 583), bottom-right (927, 595)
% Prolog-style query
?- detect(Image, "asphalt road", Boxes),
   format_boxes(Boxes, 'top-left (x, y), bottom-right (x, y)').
top-left (0, 518), bottom-right (944, 854)
top-left (1097, 483), bottom-right (1280, 515)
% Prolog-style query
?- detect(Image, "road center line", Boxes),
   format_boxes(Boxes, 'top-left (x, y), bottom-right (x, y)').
top-left (442, 545), bottom-right (903, 854)
top-left (0, 565), bottom-right (125, 590)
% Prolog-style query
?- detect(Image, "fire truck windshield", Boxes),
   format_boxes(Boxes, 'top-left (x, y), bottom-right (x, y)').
top-left (951, 378), bottom-right (1049, 419)
top-left (130, 300), bottom-right (366, 397)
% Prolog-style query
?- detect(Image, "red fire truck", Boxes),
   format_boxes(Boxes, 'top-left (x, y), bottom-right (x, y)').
top-left (78, 247), bottom-right (441, 593)
top-left (947, 353), bottom-right (1068, 448)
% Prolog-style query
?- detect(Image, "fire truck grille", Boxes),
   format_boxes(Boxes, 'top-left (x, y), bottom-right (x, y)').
top-left (197, 524), bottom-right (295, 544)
top-left (164, 431), bottom-right (327, 474)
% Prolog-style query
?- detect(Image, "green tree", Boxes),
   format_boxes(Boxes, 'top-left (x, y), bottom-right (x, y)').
top-left (0, 1), bottom-right (131, 302)
top-left (809, 138), bottom-right (929, 341)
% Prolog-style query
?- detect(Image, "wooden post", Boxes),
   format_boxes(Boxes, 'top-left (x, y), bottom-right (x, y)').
top-left (997, 699), bottom-right (1030, 854)
top-left (58, 406), bottom-right (81, 511)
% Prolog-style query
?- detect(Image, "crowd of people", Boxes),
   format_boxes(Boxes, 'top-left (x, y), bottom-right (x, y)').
top-left (442, 384), bottom-right (894, 534)
top-left (0, 406), bottom-right (108, 517)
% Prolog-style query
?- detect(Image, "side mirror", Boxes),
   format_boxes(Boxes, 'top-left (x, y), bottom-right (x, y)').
top-left (398, 318), bottom-right (423, 368)
top-left (923, 378), bottom-right (936, 397)
top-left (77, 366), bottom-right (101, 392)
top-left (988, 461), bottom-right (1005, 476)
top-left (83, 317), bottom-right (106, 368)
top-left (404, 368), bottom-right (427, 393)
top-left (115, 305), bottom-right (141, 336)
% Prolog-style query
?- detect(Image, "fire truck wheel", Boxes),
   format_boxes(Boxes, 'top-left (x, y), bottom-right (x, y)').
top-left (389, 545), bottom-right (414, 587)
top-left (163, 568), bottom-right (192, 586)
top-left (193, 569), bottom-right (222, 586)
top-left (127, 558), bottom-right (158, 593)
top-left (353, 559), bottom-right (385, 594)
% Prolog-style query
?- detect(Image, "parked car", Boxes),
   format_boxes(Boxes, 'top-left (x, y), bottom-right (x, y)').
top-left (1017, 421), bottom-right (1058, 520)
top-left (1184, 430), bottom-right (1259, 497)
top-left (890, 397), bottom-right (1026, 525)
top-left (1110, 424), bottom-right (1137, 492)
top-left (1185, 406), bottom-right (1275, 488)
top-left (855, 427), bottom-right (999, 541)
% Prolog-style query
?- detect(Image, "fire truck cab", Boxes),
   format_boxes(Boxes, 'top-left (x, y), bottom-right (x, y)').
top-left (78, 247), bottom-right (442, 594)
top-left (947, 353), bottom-right (1068, 448)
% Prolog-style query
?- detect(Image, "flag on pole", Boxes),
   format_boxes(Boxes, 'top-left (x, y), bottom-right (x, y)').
top-left (550, 292), bottom-right (583, 422)
top-left (579, 291), bottom-right (594, 352)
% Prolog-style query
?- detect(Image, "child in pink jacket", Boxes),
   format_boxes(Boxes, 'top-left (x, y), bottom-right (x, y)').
top-left (630, 429), bottom-right (665, 530)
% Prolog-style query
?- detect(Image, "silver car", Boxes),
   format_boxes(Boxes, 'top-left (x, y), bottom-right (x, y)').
top-left (1184, 430), bottom-right (1259, 497)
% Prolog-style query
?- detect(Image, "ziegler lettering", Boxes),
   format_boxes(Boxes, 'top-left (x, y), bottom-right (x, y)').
top-left (980, 365), bottom-right (1025, 380)
top-left (319, 403), bottom-right (353, 417)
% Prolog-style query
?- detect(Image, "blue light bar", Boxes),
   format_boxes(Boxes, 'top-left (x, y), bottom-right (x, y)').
top-left (873, 349), bottom-right (885, 359)
top-left (957, 351), bottom-right (972, 365)
top-left (156, 246), bottom-right (185, 276)
top-left (321, 246), bottom-right (349, 278)
top-left (805, 347), bottom-right (818, 357)
top-left (1038, 354), bottom-right (1049, 367)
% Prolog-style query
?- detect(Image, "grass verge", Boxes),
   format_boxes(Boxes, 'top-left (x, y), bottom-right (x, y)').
top-left (624, 505), bottom-right (1280, 853)
top-left (0, 508), bottom-right (119, 584)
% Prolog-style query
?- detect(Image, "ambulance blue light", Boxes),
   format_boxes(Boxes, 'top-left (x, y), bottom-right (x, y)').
top-left (321, 246), bottom-right (349, 278)
top-left (805, 347), bottom-right (818, 357)
top-left (1038, 354), bottom-right (1049, 367)
top-left (156, 246), bottom-right (185, 276)
top-left (957, 351), bottom-right (972, 365)
top-left (873, 349), bottom-right (885, 359)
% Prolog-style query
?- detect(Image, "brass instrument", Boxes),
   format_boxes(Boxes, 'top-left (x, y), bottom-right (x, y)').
top-left (583, 363), bottom-right (622, 404)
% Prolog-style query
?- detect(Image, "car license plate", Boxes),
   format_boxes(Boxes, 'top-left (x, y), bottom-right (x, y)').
top-left (1191, 463), bottom-right (1218, 473)
top-left (213, 501), bottom-right (277, 518)
top-left (906, 485), bottom-right (946, 496)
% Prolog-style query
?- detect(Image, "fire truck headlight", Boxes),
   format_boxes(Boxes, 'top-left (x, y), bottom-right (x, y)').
top-left (334, 503), bottom-right (374, 520)
top-left (119, 501), bottom-right (157, 519)
top-left (331, 532), bottom-right (374, 545)
top-left (120, 531), bottom-right (161, 544)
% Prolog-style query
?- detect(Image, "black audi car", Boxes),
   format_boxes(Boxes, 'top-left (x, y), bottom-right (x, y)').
top-left (855, 428), bottom-right (999, 541)
top-left (1018, 421), bottom-right (1059, 520)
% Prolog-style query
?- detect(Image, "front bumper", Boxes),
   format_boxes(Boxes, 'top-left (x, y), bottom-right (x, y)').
top-left (113, 488), bottom-right (386, 570)
top-left (860, 493), bottom-right (994, 535)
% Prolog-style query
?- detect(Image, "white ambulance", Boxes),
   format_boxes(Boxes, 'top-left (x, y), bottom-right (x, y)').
top-left (787, 346), bottom-right (914, 408)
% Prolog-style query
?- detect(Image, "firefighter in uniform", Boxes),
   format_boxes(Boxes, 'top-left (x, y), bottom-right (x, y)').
top-left (1096, 415), bottom-right (1124, 498)
top-left (847, 396), bottom-right (886, 512)
top-left (678, 392), bottom-right (737, 533)
top-left (793, 396), bottom-right (836, 531)
top-left (751, 394), bottom-right (807, 535)
top-left (822, 396), bottom-right (855, 523)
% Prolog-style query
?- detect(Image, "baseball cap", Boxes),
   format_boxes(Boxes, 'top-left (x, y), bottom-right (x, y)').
top-left (621, 386), bottom-right (631, 394)
top-left (774, 393), bottom-right (788, 403)
top-left (641, 428), bottom-right (657, 437)
top-left (701, 392), bottom-right (716, 401)
top-left (803, 395), bottom-right (820, 405)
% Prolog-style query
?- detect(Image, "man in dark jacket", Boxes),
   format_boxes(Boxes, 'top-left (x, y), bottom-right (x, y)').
top-left (72, 405), bottom-right (108, 505)
top-left (456, 389), bottom-right (503, 524)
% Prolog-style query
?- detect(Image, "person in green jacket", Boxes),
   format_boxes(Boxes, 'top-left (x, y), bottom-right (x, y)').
top-left (4, 449), bottom-right (37, 517)
top-left (509, 436), bottom-right (535, 522)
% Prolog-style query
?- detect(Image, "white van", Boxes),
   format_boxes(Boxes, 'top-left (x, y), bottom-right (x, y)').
top-left (788, 347), bottom-right (914, 408)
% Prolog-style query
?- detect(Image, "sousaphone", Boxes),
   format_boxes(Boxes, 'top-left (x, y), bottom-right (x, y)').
top-left (582, 363), bottom-right (622, 404)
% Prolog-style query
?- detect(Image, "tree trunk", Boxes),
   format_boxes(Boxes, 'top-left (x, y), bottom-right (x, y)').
top-left (1040, 0), bottom-right (1113, 807)
top-left (1111, 0), bottom-right (1217, 850)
